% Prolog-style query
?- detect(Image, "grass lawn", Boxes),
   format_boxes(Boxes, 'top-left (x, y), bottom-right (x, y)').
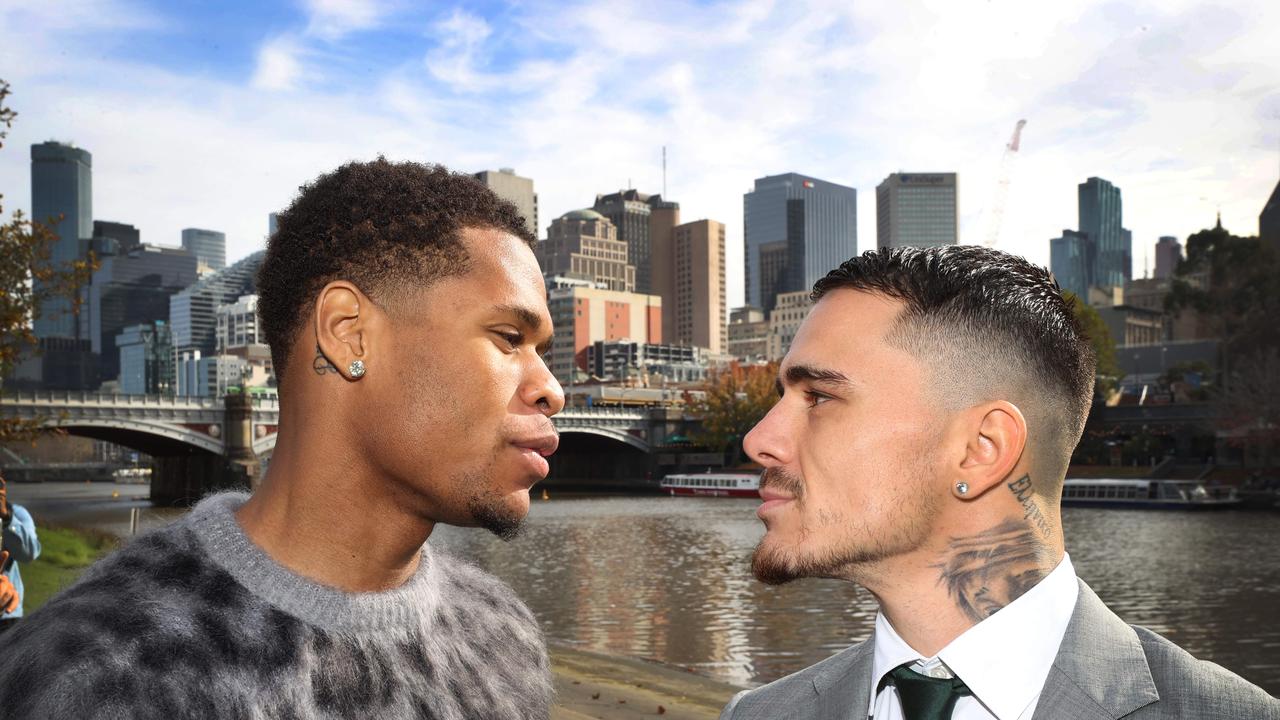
top-left (19, 525), bottom-right (119, 613)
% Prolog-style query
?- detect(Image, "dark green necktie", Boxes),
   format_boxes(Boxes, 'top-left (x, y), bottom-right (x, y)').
top-left (883, 664), bottom-right (973, 720)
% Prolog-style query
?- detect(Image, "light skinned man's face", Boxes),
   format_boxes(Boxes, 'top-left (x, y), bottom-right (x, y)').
top-left (744, 289), bottom-right (948, 584)
top-left (355, 227), bottom-right (564, 539)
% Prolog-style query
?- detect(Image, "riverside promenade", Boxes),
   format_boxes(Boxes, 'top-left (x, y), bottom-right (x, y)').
top-left (8, 481), bottom-right (745, 719)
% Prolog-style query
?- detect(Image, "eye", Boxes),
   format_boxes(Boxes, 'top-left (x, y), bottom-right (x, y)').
top-left (492, 330), bottom-right (523, 351)
top-left (804, 390), bottom-right (831, 408)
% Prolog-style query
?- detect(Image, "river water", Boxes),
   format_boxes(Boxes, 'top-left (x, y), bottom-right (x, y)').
top-left (16, 485), bottom-right (1280, 694)
top-left (432, 496), bottom-right (1280, 694)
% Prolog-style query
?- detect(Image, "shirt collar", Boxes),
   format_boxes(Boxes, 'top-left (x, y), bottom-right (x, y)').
top-left (870, 553), bottom-right (1079, 720)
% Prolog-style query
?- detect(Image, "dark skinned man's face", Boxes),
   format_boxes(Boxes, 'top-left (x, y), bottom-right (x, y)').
top-left (355, 228), bottom-right (564, 539)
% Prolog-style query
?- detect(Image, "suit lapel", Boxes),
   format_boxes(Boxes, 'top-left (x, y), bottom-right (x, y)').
top-left (811, 637), bottom-right (876, 720)
top-left (1032, 580), bottom-right (1159, 720)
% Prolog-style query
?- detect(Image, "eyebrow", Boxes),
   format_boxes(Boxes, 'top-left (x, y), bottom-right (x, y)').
top-left (493, 304), bottom-right (555, 355)
top-left (776, 364), bottom-right (854, 397)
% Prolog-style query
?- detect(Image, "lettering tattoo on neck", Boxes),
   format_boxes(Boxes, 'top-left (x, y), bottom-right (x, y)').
top-left (933, 519), bottom-right (1053, 623)
top-left (1007, 474), bottom-right (1053, 536)
top-left (312, 345), bottom-right (339, 376)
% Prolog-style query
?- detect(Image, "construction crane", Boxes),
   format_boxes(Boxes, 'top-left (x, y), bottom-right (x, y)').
top-left (984, 119), bottom-right (1027, 248)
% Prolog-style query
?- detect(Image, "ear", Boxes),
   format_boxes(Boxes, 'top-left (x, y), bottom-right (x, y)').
top-left (313, 281), bottom-right (370, 381)
top-left (952, 401), bottom-right (1028, 500)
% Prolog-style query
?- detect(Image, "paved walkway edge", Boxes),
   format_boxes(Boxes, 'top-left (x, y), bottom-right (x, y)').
top-left (550, 643), bottom-right (745, 720)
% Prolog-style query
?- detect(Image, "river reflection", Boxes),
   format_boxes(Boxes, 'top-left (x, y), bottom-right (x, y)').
top-left (432, 497), bottom-right (1280, 694)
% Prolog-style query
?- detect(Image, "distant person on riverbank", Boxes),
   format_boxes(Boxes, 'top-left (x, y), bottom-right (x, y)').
top-left (0, 476), bottom-right (40, 633)
top-left (723, 246), bottom-right (1277, 719)
top-left (0, 160), bottom-right (563, 719)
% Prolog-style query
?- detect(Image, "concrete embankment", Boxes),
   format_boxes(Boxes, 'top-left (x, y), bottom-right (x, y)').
top-left (550, 644), bottom-right (743, 720)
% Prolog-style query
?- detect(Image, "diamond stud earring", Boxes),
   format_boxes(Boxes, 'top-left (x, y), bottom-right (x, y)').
top-left (956, 482), bottom-right (969, 495)
top-left (348, 360), bottom-right (366, 378)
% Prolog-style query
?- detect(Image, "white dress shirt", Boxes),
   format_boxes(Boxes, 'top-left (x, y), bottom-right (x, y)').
top-left (868, 553), bottom-right (1079, 720)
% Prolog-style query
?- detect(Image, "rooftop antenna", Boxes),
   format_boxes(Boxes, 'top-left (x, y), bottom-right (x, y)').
top-left (662, 146), bottom-right (667, 197)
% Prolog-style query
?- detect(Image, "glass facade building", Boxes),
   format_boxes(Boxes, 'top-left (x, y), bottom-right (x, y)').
top-left (170, 251), bottom-right (264, 358)
top-left (876, 173), bottom-right (959, 249)
top-left (88, 243), bottom-right (198, 385)
top-left (31, 141), bottom-right (93, 338)
top-left (743, 173), bottom-right (857, 312)
top-left (1050, 230), bottom-right (1092, 299)
top-left (1079, 177), bottom-right (1131, 288)
top-left (181, 228), bottom-right (227, 271)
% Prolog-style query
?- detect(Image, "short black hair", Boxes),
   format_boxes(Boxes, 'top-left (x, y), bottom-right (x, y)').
top-left (257, 159), bottom-right (536, 386)
top-left (812, 245), bottom-right (1096, 482)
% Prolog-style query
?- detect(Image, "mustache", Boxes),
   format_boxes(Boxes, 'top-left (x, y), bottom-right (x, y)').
top-left (760, 467), bottom-right (804, 500)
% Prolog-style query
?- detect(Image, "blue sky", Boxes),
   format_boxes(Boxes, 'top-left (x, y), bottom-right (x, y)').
top-left (2, 0), bottom-right (1278, 308)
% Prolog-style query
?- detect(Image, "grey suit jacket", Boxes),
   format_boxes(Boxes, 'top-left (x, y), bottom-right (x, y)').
top-left (720, 580), bottom-right (1278, 719)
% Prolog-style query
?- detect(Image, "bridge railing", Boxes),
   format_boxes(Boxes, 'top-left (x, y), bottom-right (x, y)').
top-left (1, 390), bottom-right (222, 409)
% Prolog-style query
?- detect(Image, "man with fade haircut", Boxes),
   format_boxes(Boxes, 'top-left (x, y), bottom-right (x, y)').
top-left (0, 159), bottom-right (565, 719)
top-left (722, 246), bottom-right (1277, 720)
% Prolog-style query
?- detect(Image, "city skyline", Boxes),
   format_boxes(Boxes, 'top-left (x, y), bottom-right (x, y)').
top-left (2, 1), bottom-right (1279, 310)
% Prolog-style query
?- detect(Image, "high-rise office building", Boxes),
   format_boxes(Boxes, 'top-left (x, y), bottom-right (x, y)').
top-left (671, 219), bottom-right (727, 355)
top-left (269, 213), bottom-right (279, 238)
top-left (545, 284), bottom-right (661, 384)
top-left (116, 321), bottom-right (173, 395)
top-left (1050, 230), bottom-right (1092, 299)
top-left (1261, 178), bottom-right (1280, 251)
top-left (647, 196), bottom-right (681, 332)
top-left (91, 221), bottom-right (140, 254)
top-left (170, 251), bottom-right (264, 362)
top-left (89, 242), bottom-right (198, 385)
top-left (1078, 177), bottom-right (1131, 288)
top-left (876, 172), bottom-right (959, 249)
top-left (1154, 236), bottom-right (1182, 279)
top-left (744, 173), bottom-right (857, 312)
top-left (31, 141), bottom-right (93, 338)
top-left (538, 210), bottom-right (635, 292)
top-left (593, 190), bottom-right (673, 294)
top-left (181, 228), bottom-right (227, 272)
top-left (758, 241), bottom-right (788, 310)
top-left (474, 168), bottom-right (538, 239)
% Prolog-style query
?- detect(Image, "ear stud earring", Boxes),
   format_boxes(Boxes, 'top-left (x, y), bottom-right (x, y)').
top-left (956, 482), bottom-right (969, 495)
top-left (348, 360), bottom-right (366, 378)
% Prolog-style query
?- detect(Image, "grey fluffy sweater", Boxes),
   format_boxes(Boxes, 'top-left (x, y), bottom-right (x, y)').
top-left (0, 492), bottom-right (552, 719)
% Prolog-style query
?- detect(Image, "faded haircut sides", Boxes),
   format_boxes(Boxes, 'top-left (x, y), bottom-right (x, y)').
top-left (811, 246), bottom-right (1097, 489)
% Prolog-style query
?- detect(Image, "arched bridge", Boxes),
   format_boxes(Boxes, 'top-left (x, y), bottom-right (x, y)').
top-left (1, 392), bottom-right (706, 497)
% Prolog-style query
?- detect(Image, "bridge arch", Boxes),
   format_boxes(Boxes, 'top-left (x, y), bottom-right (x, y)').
top-left (37, 419), bottom-right (223, 456)
top-left (556, 426), bottom-right (650, 453)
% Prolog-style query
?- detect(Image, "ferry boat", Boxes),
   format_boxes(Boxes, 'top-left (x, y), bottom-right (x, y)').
top-left (660, 472), bottom-right (761, 498)
top-left (1061, 479), bottom-right (1241, 509)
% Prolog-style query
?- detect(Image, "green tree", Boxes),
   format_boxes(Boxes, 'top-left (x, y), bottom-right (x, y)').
top-left (1, 79), bottom-right (98, 441)
top-left (691, 361), bottom-right (778, 465)
top-left (1063, 291), bottom-right (1120, 396)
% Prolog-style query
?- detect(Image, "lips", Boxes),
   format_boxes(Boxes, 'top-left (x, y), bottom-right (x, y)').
top-left (511, 433), bottom-right (559, 457)
top-left (757, 486), bottom-right (796, 518)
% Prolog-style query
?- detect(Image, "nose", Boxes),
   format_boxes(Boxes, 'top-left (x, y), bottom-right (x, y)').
top-left (743, 400), bottom-right (790, 468)
top-left (523, 355), bottom-right (566, 417)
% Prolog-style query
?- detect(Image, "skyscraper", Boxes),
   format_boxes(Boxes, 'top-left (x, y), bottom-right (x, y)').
top-left (671, 219), bottom-right (727, 354)
top-left (537, 210), bottom-right (635, 292)
top-left (474, 168), bottom-right (538, 238)
top-left (593, 190), bottom-right (672, 294)
top-left (1050, 230), bottom-right (1092, 299)
top-left (1154, 236), bottom-right (1182, 279)
top-left (31, 141), bottom-right (93, 338)
top-left (89, 242), bottom-right (198, 385)
top-left (182, 228), bottom-right (227, 272)
top-left (92, 220), bottom-right (140, 253)
top-left (876, 172), bottom-right (959, 249)
top-left (744, 173), bottom-right (857, 312)
top-left (1078, 177), bottom-right (1131, 288)
top-left (170, 251), bottom-right (264, 360)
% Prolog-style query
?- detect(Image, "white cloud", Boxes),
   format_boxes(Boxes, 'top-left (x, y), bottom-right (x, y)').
top-left (1, 0), bottom-right (1277, 312)
top-left (302, 0), bottom-right (392, 40)
top-left (252, 36), bottom-right (305, 91)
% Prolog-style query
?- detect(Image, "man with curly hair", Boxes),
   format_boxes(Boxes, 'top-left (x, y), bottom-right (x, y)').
top-left (722, 246), bottom-right (1277, 719)
top-left (0, 159), bottom-right (564, 719)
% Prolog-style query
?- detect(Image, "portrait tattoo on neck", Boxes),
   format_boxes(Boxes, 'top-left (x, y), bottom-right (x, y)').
top-left (312, 345), bottom-right (339, 376)
top-left (932, 518), bottom-right (1052, 623)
